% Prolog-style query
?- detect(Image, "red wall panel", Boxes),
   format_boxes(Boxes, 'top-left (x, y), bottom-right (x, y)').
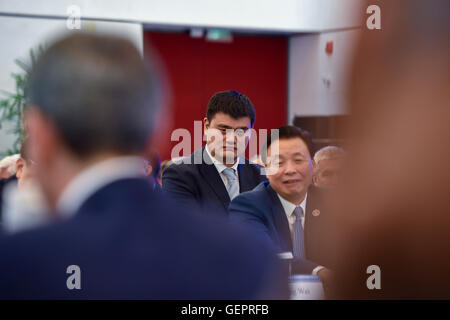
top-left (144, 31), bottom-right (287, 161)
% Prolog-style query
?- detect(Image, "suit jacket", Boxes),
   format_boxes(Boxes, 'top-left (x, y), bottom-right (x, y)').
top-left (0, 178), bottom-right (288, 299)
top-left (229, 181), bottom-right (336, 274)
top-left (162, 147), bottom-right (266, 216)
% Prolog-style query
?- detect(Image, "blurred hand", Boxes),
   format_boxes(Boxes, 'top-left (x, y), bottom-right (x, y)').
top-left (317, 268), bottom-right (335, 298)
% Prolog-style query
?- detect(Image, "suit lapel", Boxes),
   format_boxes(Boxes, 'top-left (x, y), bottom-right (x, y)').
top-left (304, 186), bottom-right (321, 232)
top-left (237, 162), bottom-right (254, 193)
top-left (304, 186), bottom-right (321, 255)
top-left (266, 184), bottom-right (293, 253)
top-left (199, 149), bottom-right (231, 210)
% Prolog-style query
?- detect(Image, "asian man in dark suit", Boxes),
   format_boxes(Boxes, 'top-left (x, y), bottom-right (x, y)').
top-left (162, 90), bottom-right (266, 216)
top-left (229, 126), bottom-right (336, 286)
top-left (0, 34), bottom-right (288, 299)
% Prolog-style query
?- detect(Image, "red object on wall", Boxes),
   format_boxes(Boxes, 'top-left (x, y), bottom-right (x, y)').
top-left (325, 40), bottom-right (333, 54)
top-left (144, 31), bottom-right (287, 161)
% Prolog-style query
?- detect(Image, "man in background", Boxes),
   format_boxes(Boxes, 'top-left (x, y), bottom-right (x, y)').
top-left (313, 146), bottom-right (345, 188)
top-left (1, 139), bottom-right (49, 234)
top-left (229, 126), bottom-right (335, 286)
top-left (0, 33), bottom-right (287, 299)
top-left (158, 159), bottom-right (173, 185)
top-left (0, 155), bottom-right (19, 225)
top-left (144, 150), bottom-right (162, 189)
top-left (0, 154), bottom-right (19, 179)
top-left (163, 90), bottom-right (266, 216)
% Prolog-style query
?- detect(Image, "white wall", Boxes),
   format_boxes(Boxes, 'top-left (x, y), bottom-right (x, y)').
top-left (0, 0), bottom-right (363, 32)
top-left (288, 29), bottom-right (361, 122)
top-left (0, 0), bottom-right (365, 152)
top-left (0, 16), bottom-right (142, 153)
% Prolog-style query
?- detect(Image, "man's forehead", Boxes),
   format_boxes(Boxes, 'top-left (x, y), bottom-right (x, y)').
top-left (210, 113), bottom-right (251, 127)
top-left (319, 158), bottom-right (344, 165)
top-left (268, 138), bottom-right (310, 155)
top-left (318, 158), bottom-right (344, 170)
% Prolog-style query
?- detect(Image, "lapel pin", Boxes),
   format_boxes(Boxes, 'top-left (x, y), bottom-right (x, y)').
top-left (312, 209), bottom-right (321, 217)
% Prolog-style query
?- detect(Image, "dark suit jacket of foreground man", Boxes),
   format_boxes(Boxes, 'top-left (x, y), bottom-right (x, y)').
top-left (0, 178), bottom-right (288, 299)
top-left (162, 147), bottom-right (266, 216)
top-left (229, 181), bottom-right (336, 274)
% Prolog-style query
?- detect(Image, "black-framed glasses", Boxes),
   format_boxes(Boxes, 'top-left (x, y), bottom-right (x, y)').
top-left (211, 126), bottom-right (250, 137)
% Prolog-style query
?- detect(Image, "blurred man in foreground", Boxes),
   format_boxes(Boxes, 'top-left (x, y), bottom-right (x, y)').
top-left (313, 146), bottom-right (345, 189)
top-left (0, 33), bottom-right (287, 299)
top-left (330, 0), bottom-right (450, 299)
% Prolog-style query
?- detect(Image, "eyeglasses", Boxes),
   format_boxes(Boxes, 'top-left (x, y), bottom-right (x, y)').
top-left (210, 126), bottom-right (250, 137)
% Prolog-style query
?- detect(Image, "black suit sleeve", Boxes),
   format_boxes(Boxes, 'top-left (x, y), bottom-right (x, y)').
top-left (162, 163), bottom-right (202, 213)
top-left (229, 192), bottom-right (320, 275)
top-left (229, 193), bottom-right (274, 243)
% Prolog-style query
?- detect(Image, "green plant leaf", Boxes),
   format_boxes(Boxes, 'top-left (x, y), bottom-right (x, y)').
top-left (0, 45), bottom-right (43, 155)
top-left (14, 58), bottom-right (30, 74)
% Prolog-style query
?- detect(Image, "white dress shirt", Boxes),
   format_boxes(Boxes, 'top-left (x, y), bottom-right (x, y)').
top-left (277, 193), bottom-right (324, 275)
top-left (57, 156), bottom-right (145, 218)
top-left (205, 145), bottom-right (240, 189)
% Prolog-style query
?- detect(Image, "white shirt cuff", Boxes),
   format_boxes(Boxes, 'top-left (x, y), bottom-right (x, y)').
top-left (312, 266), bottom-right (325, 275)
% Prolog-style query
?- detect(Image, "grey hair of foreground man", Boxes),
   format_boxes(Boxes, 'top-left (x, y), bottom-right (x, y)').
top-left (27, 33), bottom-right (162, 156)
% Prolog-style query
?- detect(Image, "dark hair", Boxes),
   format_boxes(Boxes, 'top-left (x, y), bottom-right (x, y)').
top-left (206, 90), bottom-right (256, 127)
top-left (262, 125), bottom-right (315, 163)
top-left (27, 33), bottom-right (162, 157)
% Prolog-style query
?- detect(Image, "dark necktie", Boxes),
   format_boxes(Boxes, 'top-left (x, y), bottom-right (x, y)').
top-left (222, 167), bottom-right (239, 200)
top-left (292, 206), bottom-right (305, 258)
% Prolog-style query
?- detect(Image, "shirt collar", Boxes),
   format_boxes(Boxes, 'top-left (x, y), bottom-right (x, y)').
top-left (277, 192), bottom-right (308, 218)
top-left (205, 145), bottom-right (240, 174)
top-left (57, 156), bottom-right (145, 217)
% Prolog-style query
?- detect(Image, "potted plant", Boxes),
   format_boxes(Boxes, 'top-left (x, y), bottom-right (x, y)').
top-left (0, 46), bottom-right (44, 156)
